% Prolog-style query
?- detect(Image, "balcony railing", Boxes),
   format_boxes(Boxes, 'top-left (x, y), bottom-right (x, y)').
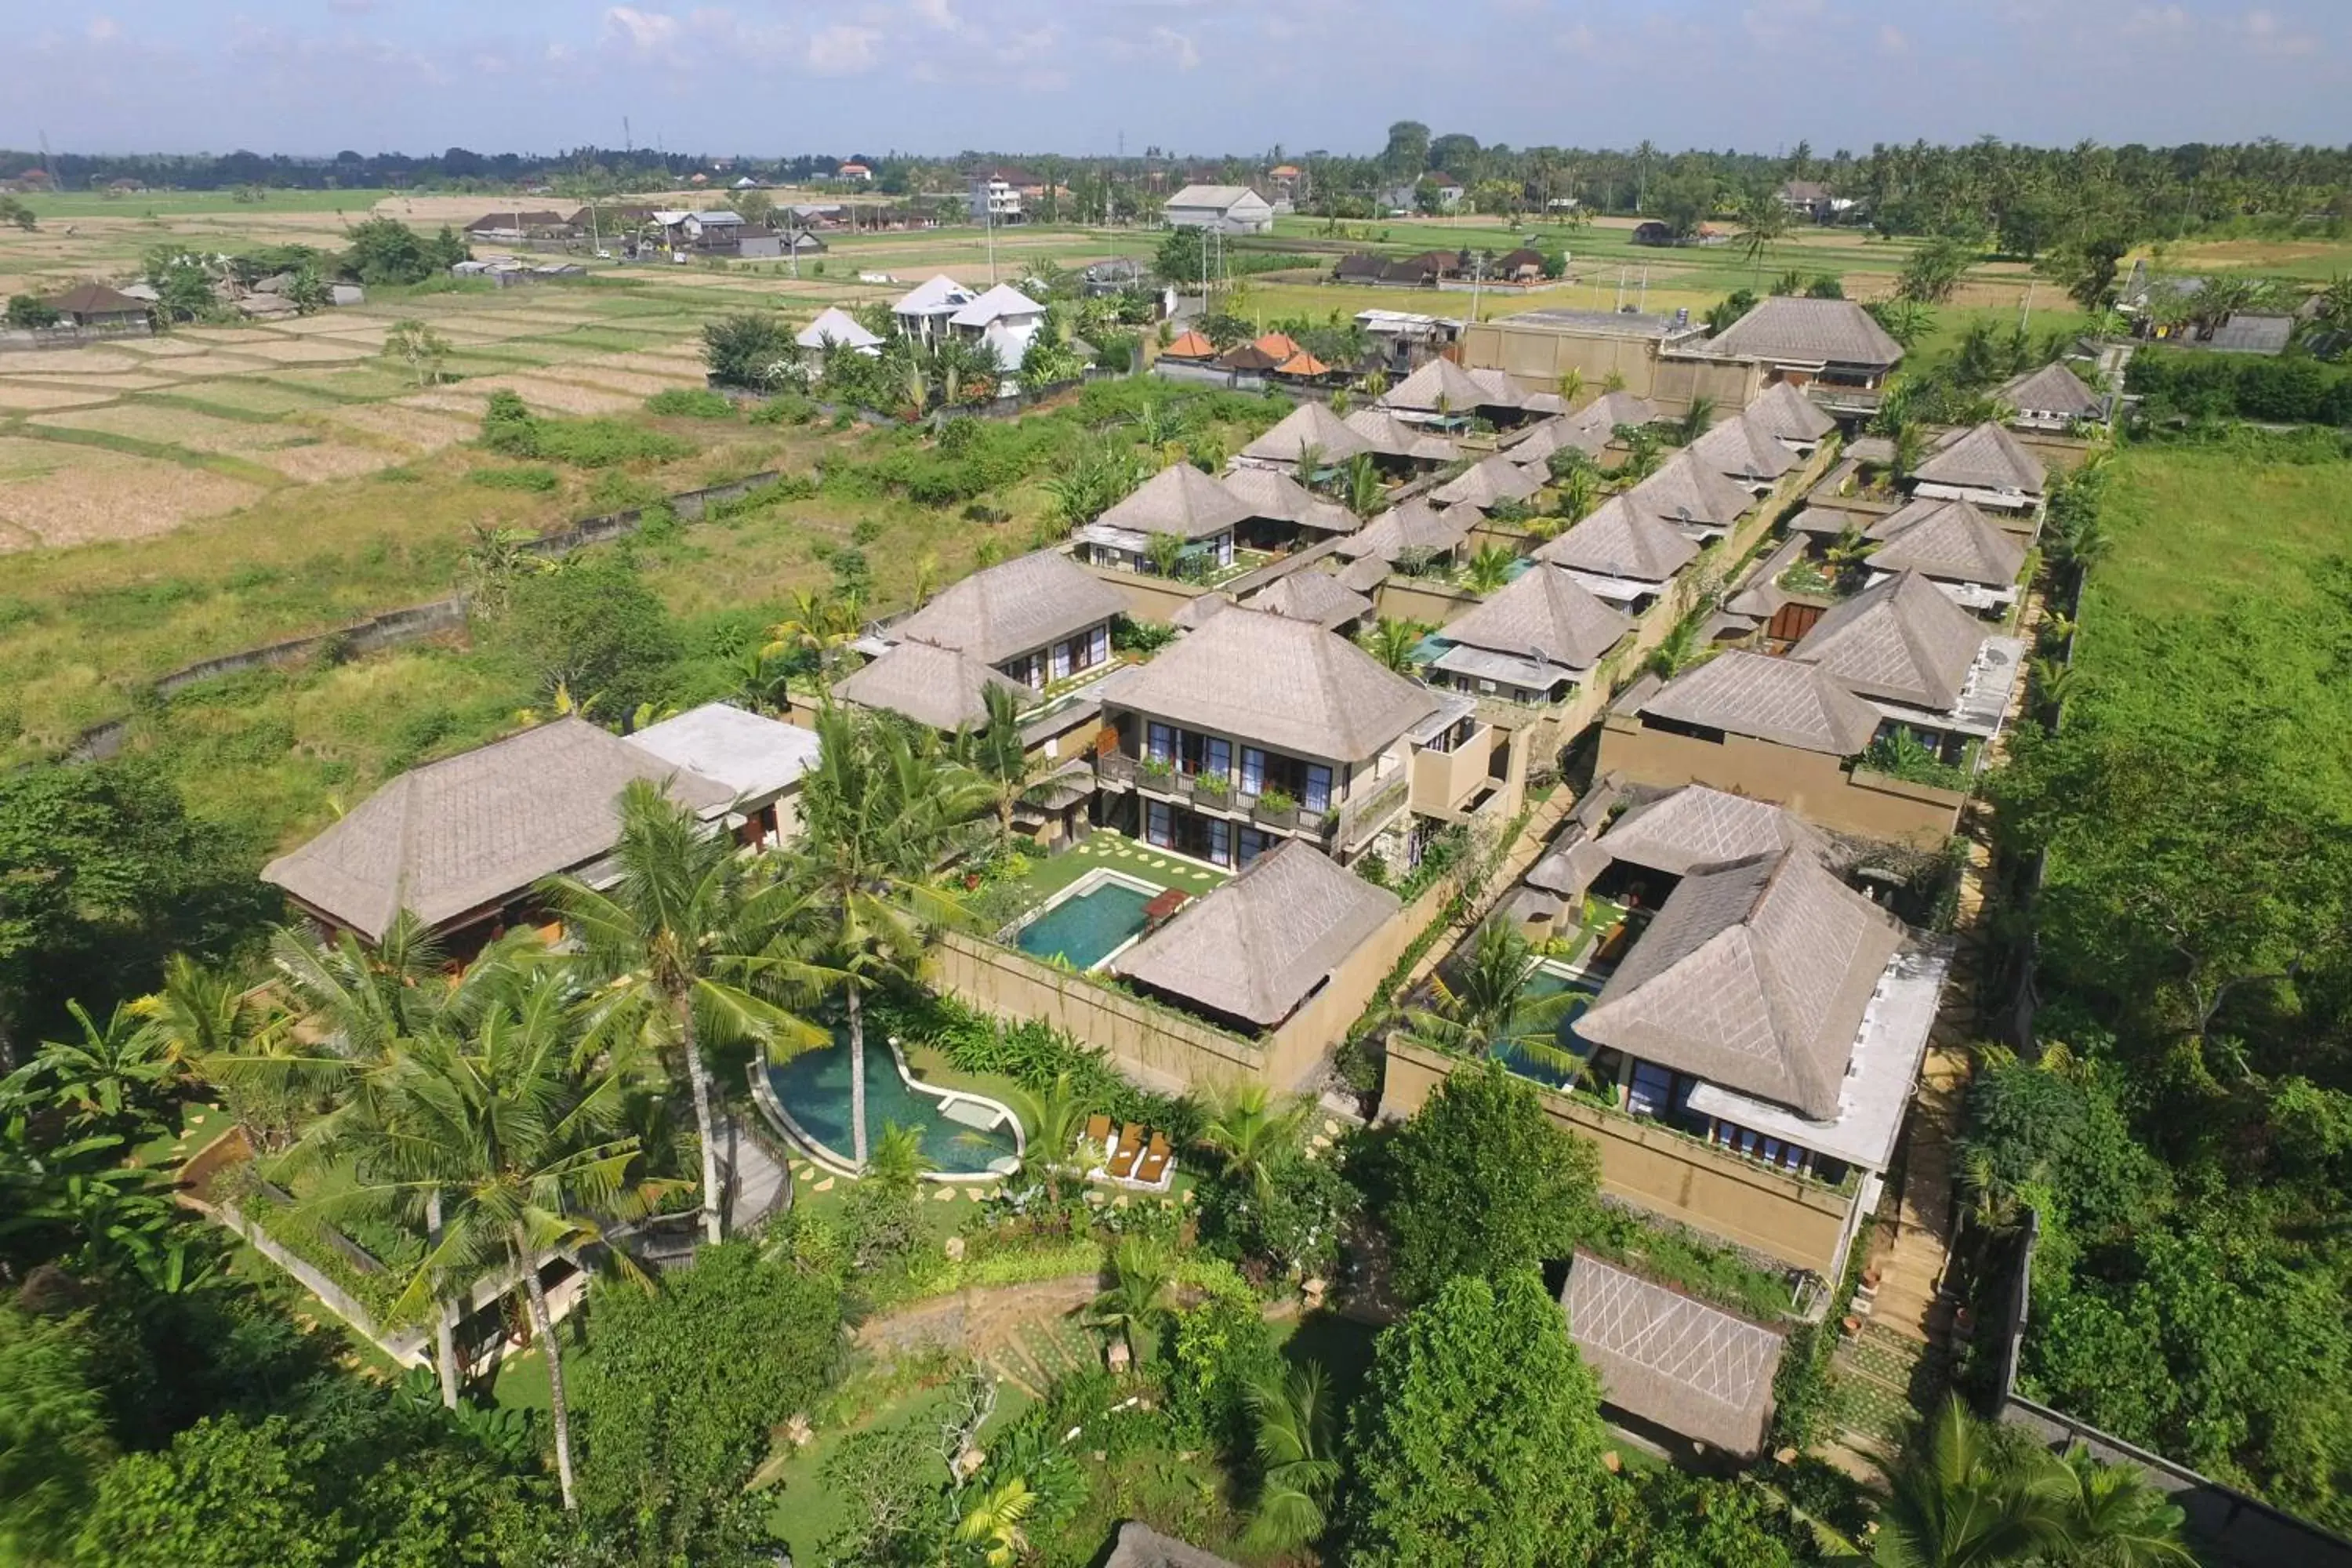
top-left (1333, 775), bottom-right (1410, 851)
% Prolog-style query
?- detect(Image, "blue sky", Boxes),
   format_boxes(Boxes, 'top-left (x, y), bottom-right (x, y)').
top-left (10, 1), bottom-right (2349, 158)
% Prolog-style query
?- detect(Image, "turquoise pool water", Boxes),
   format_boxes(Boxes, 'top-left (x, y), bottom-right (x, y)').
top-left (1492, 973), bottom-right (1602, 1091)
top-left (1016, 879), bottom-right (1157, 970)
top-left (768, 1035), bottom-right (1020, 1174)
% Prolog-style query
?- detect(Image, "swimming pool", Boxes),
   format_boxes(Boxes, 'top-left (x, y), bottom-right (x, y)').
top-left (760, 1034), bottom-right (1023, 1178)
top-left (1011, 869), bottom-right (1163, 971)
top-left (1494, 962), bottom-right (1606, 1091)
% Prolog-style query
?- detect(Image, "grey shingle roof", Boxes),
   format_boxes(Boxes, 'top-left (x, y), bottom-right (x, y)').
top-left (1995, 361), bottom-right (2102, 419)
top-left (1597, 785), bottom-right (1821, 877)
top-left (261, 717), bottom-right (734, 942)
top-left (2206, 313), bottom-right (2293, 354)
top-left (833, 639), bottom-right (1029, 731)
top-left (1623, 451), bottom-right (1755, 534)
top-left (1912, 422), bottom-right (2046, 497)
top-left (1575, 844), bottom-right (1904, 1118)
top-left (1688, 412), bottom-right (1798, 487)
top-left (1704, 297), bottom-right (1904, 369)
top-left (1343, 407), bottom-right (1457, 461)
top-left (1864, 498), bottom-right (2027, 590)
top-left (1217, 466), bottom-right (1361, 534)
top-left (1534, 495), bottom-right (1700, 583)
top-left (1562, 1253), bottom-right (1787, 1458)
top-left (1104, 604), bottom-right (1439, 762)
top-left (1096, 463), bottom-right (1253, 542)
top-left (1242, 570), bottom-right (1374, 630)
top-left (1337, 498), bottom-right (1471, 564)
top-left (1438, 564), bottom-right (1631, 670)
top-left (1740, 379), bottom-right (1836, 445)
top-left (1638, 649), bottom-right (1882, 755)
top-left (1432, 454), bottom-right (1544, 511)
top-left (1501, 416), bottom-right (1575, 468)
top-left (1163, 185), bottom-right (1266, 213)
top-left (1111, 840), bottom-right (1399, 1027)
top-left (1102, 1522), bottom-right (1246, 1568)
top-left (1381, 358), bottom-right (1520, 413)
top-left (1240, 400), bottom-right (1374, 464)
top-left (1792, 570), bottom-right (1988, 710)
top-left (892, 550), bottom-right (1127, 664)
top-left (623, 703), bottom-right (822, 804)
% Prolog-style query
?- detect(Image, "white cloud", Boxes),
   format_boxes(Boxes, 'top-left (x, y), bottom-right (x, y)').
top-left (604, 6), bottom-right (680, 52)
top-left (807, 23), bottom-right (881, 74)
top-left (1151, 24), bottom-right (1200, 70)
top-left (2122, 4), bottom-right (2192, 37)
top-left (87, 16), bottom-right (119, 42)
top-left (1555, 22), bottom-right (1597, 54)
top-left (1877, 22), bottom-right (1910, 55)
top-left (910, 0), bottom-right (958, 31)
top-left (2238, 7), bottom-right (2318, 55)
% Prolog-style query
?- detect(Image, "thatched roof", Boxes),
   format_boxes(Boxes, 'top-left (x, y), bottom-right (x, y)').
top-left (1218, 466), bottom-right (1361, 534)
top-left (1337, 498), bottom-right (1470, 564)
top-left (261, 717), bottom-right (733, 942)
top-left (1995, 361), bottom-right (2103, 420)
top-left (1344, 407), bottom-right (1457, 461)
top-left (1112, 841), bottom-right (1399, 1028)
top-left (1243, 570), bottom-right (1374, 630)
top-left (1637, 649), bottom-right (1882, 756)
top-left (1575, 844), bottom-right (1904, 1118)
top-left (1595, 785), bottom-right (1822, 877)
top-left (833, 639), bottom-right (1028, 731)
top-left (893, 550), bottom-right (1127, 663)
top-left (1380, 357), bottom-right (1522, 413)
top-left (1432, 454), bottom-right (1544, 511)
top-left (1913, 422), bottom-right (2047, 496)
top-left (1563, 1253), bottom-right (1787, 1458)
top-left (1687, 412), bottom-right (1798, 487)
top-left (1792, 569), bottom-right (1989, 710)
top-left (1623, 451), bottom-right (1754, 535)
top-left (1438, 564), bottom-right (1630, 670)
top-left (1740, 380), bottom-right (1835, 445)
top-left (1864, 499), bottom-right (2027, 590)
top-left (1705, 297), bottom-right (1904, 370)
top-left (1101, 1522), bottom-right (1245, 1568)
top-left (1105, 605), bottom-right (1439, 763)
top-left (1533, 495), bottom-right (1700, 583)
top-left (1096, 463), bottom-right (1252, 542)
top-left (1240, 400), bottom-right (1374, 465)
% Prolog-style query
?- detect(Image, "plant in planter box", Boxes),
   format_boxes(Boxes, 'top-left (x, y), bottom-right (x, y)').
top-left (1138, 756), bottom-right (1175, 786)
top-left (1256, 786), bottom-right (1297, 816)
top-left (1193, 771), bottom-right (1230, 800)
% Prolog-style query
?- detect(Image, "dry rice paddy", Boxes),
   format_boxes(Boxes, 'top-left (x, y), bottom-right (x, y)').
top-left (0, 435), bottom-right (266, 547)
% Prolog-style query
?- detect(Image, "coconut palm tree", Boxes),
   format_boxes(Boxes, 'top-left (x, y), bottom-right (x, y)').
top-left (1359, 615), bottom-right (1432, 674)
top-left (731, 644), bottom-right (797, 716)
top-left (764, 588), bottom-right (865, 677)
top-left (793, 707), bottom-right (991, 1167)
top-left (1737, 184), bottom-right (1791, 284)
top-left (958, 683), bottom-right (1057, 854)
top-left (341, 969), bottom-right (664, 1512)
top-left (1674, 394), bottom-right (1718, 445)
top-left (1344, 451), bottom-right (1385, 517)
top-left (132, 954), bottom-right (309, 1155)
top-left (1555, 366), bottom-right (1585, 408)
top-left (1875, 1398), bottom-right (2071, 1568)
top-left (2047, 1445), bottom-right (2194, 1567)
top-left (1397, 919), bottom-right (1588, 1082)
top-left (544, 779), bottom-right (834, 1245)
top-left (1554, 463), bottom-right (1603, 527)
top-left (1010, 1069), bottom-right (1087, 1204)
top-left (1462, 543), bottom-right (1519, 596)
top-left (1243, 1361), bottom-right (1341, 1554)
top-left (1196, 1082), bottom-right (1310, 1200)
top-left (1086, 1235), bottom-right (1174, 1366)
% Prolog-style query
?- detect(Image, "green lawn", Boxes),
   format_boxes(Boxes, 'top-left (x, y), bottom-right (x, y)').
top-left (19, 187), bottom-right (402, 217)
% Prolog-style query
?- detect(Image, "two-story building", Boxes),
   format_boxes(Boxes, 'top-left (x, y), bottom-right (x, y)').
top-left (891, 274), bottom-right (978, 346)
top-left (1533, 494), bottom-right (1701, 614)
top-left (1422, 563), bottom-right (1634, 706)
top-left (947, 282), bottom-right (1049, 379)
top-left (1700, 296), bottom-right (1904, 415)
top-left (891, 546), bottom-right (1128, 692)
top-left (1090, 606), bottom-right (1470, 870)
top-left (1076, 462), bottom-right (1251, 577)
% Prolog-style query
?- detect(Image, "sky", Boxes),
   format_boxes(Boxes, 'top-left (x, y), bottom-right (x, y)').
top-left (9, 0), bottom-right (2350, 160)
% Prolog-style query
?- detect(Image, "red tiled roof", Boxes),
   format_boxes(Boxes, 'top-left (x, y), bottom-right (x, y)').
top-left (1161, 330), bottom-right (1215, 359)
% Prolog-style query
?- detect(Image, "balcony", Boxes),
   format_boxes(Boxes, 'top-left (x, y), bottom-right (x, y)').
top-left (1409, 722), bottom-right (1497, 818)
top-left (1095, 752), bottom-right (1138, 789)
top-left (1333, 775), bottom-right (1410, 852)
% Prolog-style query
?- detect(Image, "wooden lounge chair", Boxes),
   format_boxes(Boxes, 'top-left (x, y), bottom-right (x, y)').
top-left (1134, 1132), bottom-right (1172, 1188)
top-left (1108, 1123), bottom-right (1145, 1181)
top-left (1083, 1113), bottom-right (1112, 1152)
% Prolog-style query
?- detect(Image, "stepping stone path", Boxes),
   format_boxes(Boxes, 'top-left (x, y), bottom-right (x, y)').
top-left (932, 1186), bottom-right (956, 1202)
top-left (812, 1177), bottom-right (835, 1192)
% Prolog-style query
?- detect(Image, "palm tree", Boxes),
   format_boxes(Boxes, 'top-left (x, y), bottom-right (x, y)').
top-left (2028, 657), bottom-right (2081, 727)
top-left (132, 954), bottom-right (309, 1154)
top-left (1196, 1083), bottom-right (1309, 1200)
top-left (1875, 1398), bottom-right (2071, 1568)
top-left (1087, 1235), bottom-right (1174, 1366)
top-left (1891, 421), bottom-right (1929, 485)
top-left (958, 684), bottom-right (1058, 854)
top-left (1344, 451), bottom-right (1385, 517)
top-left (1555, 366), bottom-right (1585, 408)
top-left (953, 1475), bottom-right (1038, 1567)
top-left (1398, 920), bottom-right (1588, 1081)
top-left (2047, 1445), bottom-right (2194, 1567)
top-left (5, 1001), bottom-right (180, 1137)
top-left (764, 588), bottom-right (864, 677)
top-left (1011, 1070), bottom-right (1087, 1204)
top-left (1294, 441), bottom-right (1327, 489)
top-left (1674, 394), bottom-right (1718, 445)
top-left (1554, 463), bottom-right (1603, 527)
top-left (1359, 615), bottom-right (1431, 674)
top-left (1825, 528), bottom-right (1879, 590)
top-left (1243, 1361), bottom-right (1341, 1554)
top-left (1737, 184), bottom-right (1791, 284)
top-left (793, 707), bottom-right (990, 1167)
top-left (731, 645), bottom-right (797, 716)
top-left (339, 970), bottom-right (664, 1512)
top-left (544, 779), bottom-right (833, 1245)
top-left (1462, 543), bottom-right (1519, 595)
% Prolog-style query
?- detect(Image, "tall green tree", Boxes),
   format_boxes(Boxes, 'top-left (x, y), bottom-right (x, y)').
top-left (547, 780), bottom-right (833, 1245)
top-left (1382, 1062), bottom-right (1599, 1303)
top-left (1398, 920), bottom-right (1588, 1084)
top-left (1345, 1269), bottom-right (1607, 1566)
top-left (1243, 1360), bottom-right (1341, 1555)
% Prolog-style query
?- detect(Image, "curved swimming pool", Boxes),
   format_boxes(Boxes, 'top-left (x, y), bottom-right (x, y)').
top-left (760, 1033), bottom-right (1024, 1179)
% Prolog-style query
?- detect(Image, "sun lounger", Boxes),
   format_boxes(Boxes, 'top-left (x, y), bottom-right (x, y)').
top-left (1083, 1112), bottom-right (1112, 1152)
top-left (1108, 1123), bottom-right (1145, 1181)
top-left (1134, 1132), bottom-right (1172, 1187)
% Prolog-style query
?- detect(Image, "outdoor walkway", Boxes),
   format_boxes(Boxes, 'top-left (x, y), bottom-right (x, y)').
top-left (720, 1115), bottom-right (793, 1231)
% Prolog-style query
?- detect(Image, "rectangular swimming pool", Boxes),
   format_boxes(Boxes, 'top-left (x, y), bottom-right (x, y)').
top-left (1014, 871), bottom-right (1161, 971)
top-left (1495, 963), bottom-right (1606, 1091)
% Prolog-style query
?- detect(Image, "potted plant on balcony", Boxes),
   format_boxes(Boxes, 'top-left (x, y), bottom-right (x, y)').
top-left (1137, 756), bottom-right (1175, 791)
top-left (1253, 785), bottom-right (1298, 829)
top-left (1192, 771), bottom-right (1231, 806)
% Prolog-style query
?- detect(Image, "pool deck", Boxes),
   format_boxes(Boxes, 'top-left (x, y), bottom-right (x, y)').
top-left (1011, 830), bottom-right (1230, 904)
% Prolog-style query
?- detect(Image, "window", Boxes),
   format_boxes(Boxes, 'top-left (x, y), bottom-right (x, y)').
top-left (1088, 624), bottom-right (1110, 667)
top-left (1238, 826), bottom-right (1268, 866)
top-left (1147, 723), bottom-right (1174, 764)
top-left (1627, 1061), bottom-right (1708, 1135)
top-left (1203, 818), bottom-right (1230, 866)
top-left (1303, 764), bottom-right (1334, 815)
top-left (1050, 640), bottom-right (1073, 681)
top-left (1715, 1121), bottom-right (1809, 1174)
top-left (1203, 737), bottom-right (1231, 783)
top-left (1145, 800), bottom-right (1172, 848)
top-left (1240, 746), bottom-right (1266, 797)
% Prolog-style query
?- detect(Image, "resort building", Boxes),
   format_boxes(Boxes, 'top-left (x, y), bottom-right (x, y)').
top-left (1908, 421), bottom-right (2049, 516)
top-left (1788, 571), bottom-right (2026, 760)
top-left (1234, 399), bottom-right (1376, 474)
top-left (1455, 307), bottom-right (1735, 417)
top-left (1422, 564), bottom-right (1634, 706)
top-left (1562, 1252), bottom-right (1788, 1461)
top-left (1621, 450), bottom-right (1756, 543)
top-left (1431, 454), bottom-right (1544, 514)
top-left (260, 717), bottom-right (734, 949)
top-left (887, 547), bottom-right (1128, 693)
top-left (1533, 495), bottom-right (1701, 614)
top-left (1215, 466), bottom-right (1362, 550)
top-left (1378, 357), bottom-right (1555, 428)
top-left (891, 274), bottom-right (978, 346)
top-left (833, 638), bottom-right (1030, 733)
top-left (1077, 463), bottom-right (1251, 577)
top-left (796, 305), bottom-right (882, 359)
top-left (623, 702), bottom-right (823, 848)
top-left (1699, 296), bottom-right (1907, 415)
top-left (1089, 606), bottom-right (1506, 871)
top-left (1687, 410), bottom-right (1801, 495)
top-left (1996, 361), bottom-right (2106, 431)
top-left (1740, 380), bottom-right (1838, 456)
top-left (1860, 497), bottom-right (2030, 615)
